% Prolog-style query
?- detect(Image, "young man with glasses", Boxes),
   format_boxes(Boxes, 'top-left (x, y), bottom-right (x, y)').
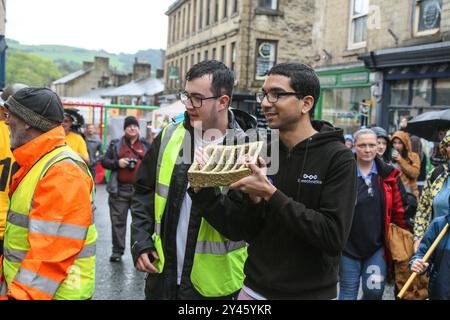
top-left (130, 60), bottom-right (255, 299)
top-left (339, 128), bottom-right (408, 300)
top-left (190, 62), bottom-right (358, 299)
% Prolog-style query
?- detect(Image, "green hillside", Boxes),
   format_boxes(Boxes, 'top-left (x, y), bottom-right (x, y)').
top-left (6, 39), bottom-right (165, 74)
top-left (6, 51), bottom-right (62, 87)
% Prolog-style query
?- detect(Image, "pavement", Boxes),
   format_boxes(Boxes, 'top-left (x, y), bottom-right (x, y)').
top-left (92, 184), bottom-right (145, 300)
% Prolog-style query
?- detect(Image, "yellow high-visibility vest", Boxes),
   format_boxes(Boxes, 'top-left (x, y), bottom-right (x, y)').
top-left (153, 122), bottom-right (247, 297)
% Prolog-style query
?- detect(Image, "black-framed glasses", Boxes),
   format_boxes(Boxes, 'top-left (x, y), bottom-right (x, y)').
top-left (364, 178), bottom-right (374, 197)
top-left (256, 91), bottom-right (303, 103)
top-left (178, 91), bottom-right (220, 108)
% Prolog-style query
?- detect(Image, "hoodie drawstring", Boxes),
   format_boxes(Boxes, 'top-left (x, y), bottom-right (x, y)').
top-left (296, 137), bottom-right (311, 201)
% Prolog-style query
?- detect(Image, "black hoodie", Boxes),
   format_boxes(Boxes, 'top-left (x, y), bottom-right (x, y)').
top-left (190, 120), bottom-right (357, 299)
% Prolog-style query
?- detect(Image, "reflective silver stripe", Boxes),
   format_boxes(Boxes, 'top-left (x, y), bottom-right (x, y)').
top-left (195, 240), bottom-right (247, 255)
top-left (155, 223), bottom-right (161, 236)
top-left (156, 182), bottom-right (169, 198)
top-left (40, 150), bottom-right (77, 178)
top-left (4, 243), bottom-right (95, 263)
top-left (29, 220), bottom-right (88, 240)
top-left (14, 268), bottom-right (60, 297)
top-left (3, 248), bottom-right (28, 263)
top-left (7, 210), bottom-right (29, 228)
top-left (77, 243), bottom-right (96, 259)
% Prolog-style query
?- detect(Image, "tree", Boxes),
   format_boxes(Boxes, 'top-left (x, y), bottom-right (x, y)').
top-left (6, 51), bottom-right (62, 87)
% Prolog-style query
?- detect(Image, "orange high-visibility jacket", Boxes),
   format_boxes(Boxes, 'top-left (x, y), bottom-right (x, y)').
top-left (4, 126), bottom-right (94, 300)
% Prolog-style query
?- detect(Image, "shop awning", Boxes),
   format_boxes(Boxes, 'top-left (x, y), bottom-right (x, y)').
top-left (358, 41), bottom-right (450, 69)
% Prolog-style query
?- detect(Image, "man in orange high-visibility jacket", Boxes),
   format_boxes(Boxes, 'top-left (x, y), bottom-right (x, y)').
top-left (0, 87), bottom-right (97, 300)
top-left (0, 84), bottom-right (27, 256)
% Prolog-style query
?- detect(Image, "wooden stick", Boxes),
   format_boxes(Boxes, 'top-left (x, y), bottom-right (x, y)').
top-left (397, 223), bottom-right (449, 299)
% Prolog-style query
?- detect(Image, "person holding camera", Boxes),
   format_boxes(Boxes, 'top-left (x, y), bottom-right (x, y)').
top-left (102, 116), bottom-right (150, 262)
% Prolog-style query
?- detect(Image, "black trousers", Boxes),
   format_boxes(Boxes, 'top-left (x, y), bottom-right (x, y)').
top-left (108, 184), bottom-right (134, 255)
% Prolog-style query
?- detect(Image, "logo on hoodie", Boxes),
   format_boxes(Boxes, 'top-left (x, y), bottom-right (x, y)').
top-left (299, 173), bottom-right (323, 185)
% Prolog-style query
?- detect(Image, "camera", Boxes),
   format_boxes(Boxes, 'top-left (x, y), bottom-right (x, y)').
top-left (128, 158), bottom-right (138, 170)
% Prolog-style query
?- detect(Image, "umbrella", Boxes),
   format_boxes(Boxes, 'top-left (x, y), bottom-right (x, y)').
top-left (405, 109), bottom-right (450, 142)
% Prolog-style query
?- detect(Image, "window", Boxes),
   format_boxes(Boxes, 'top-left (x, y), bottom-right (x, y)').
top-left (177, 11), bottom-right (181, 40)
top-left (390, 81), bottom-right (409, 106)
top-left (390, 77), bottom-right (450, 106)
top-left (435, 78), bottom-right (450, 105)
top-left (199, 0), bottom-right (203, 30)
top-left (259, 0), bottom-right (277, 10)
top-left (197, 52), bottom-right (201, 63)
top-left (414, 0), bottom-right (442, 36)
top-left (212, 48), bottom-right (217, 60)
top-left (221, 45), bottom-right (226, 63)
top-left (348, 0), bottom-right (369, 49)
top-left (233, 0), bottom-right (239, 13)
top-left (223, 0), bottom-right (228, 18)
top-left (180, 58), bottom-right (183, 82)
top-left (193, 0), bottom-right (197, 33)
top-left (321, 87), bottom-right (371, 135)
top-left (204, 50), bottom-right (209, 61)
top-left (214, 0), bottom-right (219, 22)
top-left (191, 54), bottom-right (195, 67)
top-left (412, 79), bottom-right (432, 106)
top-left (255, 40), bottom-right (277, 81)
top-left (231, 42), bottom-right (236, 71)
top-left (187, 4), bottom-right (191, 36)
top-left (182, 8), bottom-right (186, 37)
top-left (206, 0), bottom-right (211, 26)
top-left (172, 15), bottom-right (176, 43)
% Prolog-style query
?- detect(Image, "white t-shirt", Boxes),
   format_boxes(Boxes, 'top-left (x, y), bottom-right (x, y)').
top-left (176, 134), bottom-right (225, 285)
top-left (242, 285), bottom-right (267, 300)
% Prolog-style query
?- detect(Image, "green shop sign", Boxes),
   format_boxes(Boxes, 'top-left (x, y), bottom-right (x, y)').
top-left (318, 69), bottom-right (370, 87)
top-left (341, 72), bottom-right (369, 85)
top-left (318, 75), bottom-right (337, 86)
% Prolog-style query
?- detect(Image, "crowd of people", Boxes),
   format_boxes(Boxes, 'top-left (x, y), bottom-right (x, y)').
top-left (0, 60), bottom-right (448, 300)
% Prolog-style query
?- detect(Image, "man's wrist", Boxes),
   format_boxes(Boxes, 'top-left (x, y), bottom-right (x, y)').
top-left (263, 184), bottom-right (277, 201)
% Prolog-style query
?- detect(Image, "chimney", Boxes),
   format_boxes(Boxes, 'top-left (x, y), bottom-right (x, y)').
top-left (156, 69), bottom-right (164, 79)
top-left (82, 61), bottom-right (94, 70)
top-left (94, 56), bottom-right (110, 70)
top-left (132, 59), bottom-right (151, 81)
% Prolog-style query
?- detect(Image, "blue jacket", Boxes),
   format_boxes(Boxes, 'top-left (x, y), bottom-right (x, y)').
top-left (410, 214), bottom-right (450, 299)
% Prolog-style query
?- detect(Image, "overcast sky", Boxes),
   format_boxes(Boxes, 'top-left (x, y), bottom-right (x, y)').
top-left (6, 0), bottom-right (177, 53)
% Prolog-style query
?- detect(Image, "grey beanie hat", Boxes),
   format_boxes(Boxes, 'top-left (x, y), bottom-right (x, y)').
top-left (4, 87), bottom-right (64, 132)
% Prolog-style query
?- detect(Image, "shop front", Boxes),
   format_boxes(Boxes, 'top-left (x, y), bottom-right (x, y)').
top-left (359, 41), bottom-right (450, 134)
top-left (316, 64), bottom-right (372, 135)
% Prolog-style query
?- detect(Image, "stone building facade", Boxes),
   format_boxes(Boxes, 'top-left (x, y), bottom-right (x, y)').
top-left (312, 0), bottom-right (450, 132)
top-left (165, 0), bottom-right (450, 132)
top-left (164, 0), bottom-right (316, 95)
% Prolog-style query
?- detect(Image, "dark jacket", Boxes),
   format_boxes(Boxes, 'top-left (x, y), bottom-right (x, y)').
top-left (350, 157), bottom-right (408, 267)
top-left (130, 109), bottom-right (257, 300)
top-left (86, 135), bottom-right (103, 169)
top-left (190, 121), bottom-right (357, 299)
top-left (102, 136), bottom-right (150, 195)
top-left (410, 214), bottom-right (450, 300)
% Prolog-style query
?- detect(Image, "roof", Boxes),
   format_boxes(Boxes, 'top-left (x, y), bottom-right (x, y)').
top-left (53, 68), bottom-right (91, 85)
top-left (101, 77), bottom-right (165, 98)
